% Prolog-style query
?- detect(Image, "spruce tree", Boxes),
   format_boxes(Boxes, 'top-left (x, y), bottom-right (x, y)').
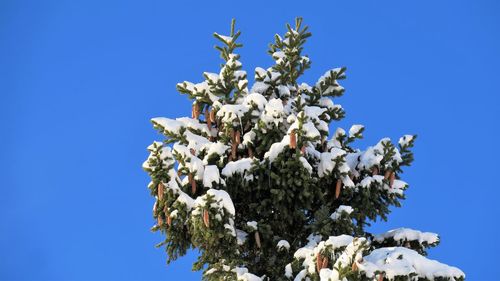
top-left (143, 18), bottom-right (464, 281)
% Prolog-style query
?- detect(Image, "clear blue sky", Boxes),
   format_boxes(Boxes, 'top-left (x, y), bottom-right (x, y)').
top-left (1, 0), bottom-right (499, 280)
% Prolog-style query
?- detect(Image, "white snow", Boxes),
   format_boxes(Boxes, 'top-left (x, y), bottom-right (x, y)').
top-left (348, 124), bottom-right (364, 138)
top-left (143, 142), bottom-right (174, 171)
top-left (358, 247), bottom-right (465, 280)
top-left (293, 269), bottom-right (307, 281)
top-left (251, 81), bottom-right (269, 94)
top-left (327, 128), bottom-right (346, 149)
top-left (358, 146), bottom-right (384, 171)
top-left (316, 68), bottom-right (344, 95)
top-left (233, 267), bottom-right (263, 281)
top-left (203, 165), bottom-right (221, 187)
top-left (151, 116), bottom-right (212, 137)
top-left (285, 263), bottom-right (293, 278)
top-left (242, 130), bottom-right (256, 146)
top-left (206, 189), bottom-right (236, 216)
top-left (299, 157), bottom-right (313, 174)
top-left (175, 191), bottom-right (195, 210)
top-left (236, 229), bottom-right (248, 245)
top-left (304, 106), bottom-right (326, 122)
top-left (374, 228), bottom-right (439, 245)
top-left (169, 209), bottom-right (179, 218)
top-left (330, 205), bottom-right (354, 221)
top-left (224, 223), bottom-right (237, 237)
top-left (246, 221), bottom-right (258, 230)
top-left (318, 148), bottom-right (347, 177)
top-left (254, 67), bottom-right (266, 78)
top-left (217, 104), bottom-right (249, 124)
top-left (399, 134), bottom-right (415, 147)
top-left (151, 117), bottom-right (183, 135)
top-left (261, 98), bottom-right (284, 127)
top-left (244, 93), bottom-right (267, 111)
top-left (184, 131), bottom-right (210, 152)
top-left (278, 85), bottom-right (291, 97)
top-left (203, 72), bottom-right (220, 83)
top-left (221, 158), bottom-right (254, 177)
top-left (323, 234), bottom-right (354, 250)
top-left (201, 142), bottom-right (230, 164)
top-left (277, 240), bottom-right (291, 250)
top-left (264, 135), bottom-right (290, 162)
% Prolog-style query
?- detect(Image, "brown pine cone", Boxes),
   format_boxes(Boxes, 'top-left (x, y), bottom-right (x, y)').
top-left (390, 172), bottom-right (396, 187)
top-left (231, 143), bottom-right (237, 160)
top-left (192, 103), bottom-right (200, 119)
top-left (235, 130), bottom-right (241, 144)
top-left (157, 182), bottom-right (165, 201)
top-left (190, 174), bottom-right (197, 194)
top-left (290, 130), bottom-right (297, 149)
top-left (321, 257), bottom-right (329, 269)
top-left (205, 108), bottom-right (211, 129)
top-left (316, 253), bottom-right (323, 273)
top-left (254, 231), bottom-right (261, 249)
top-left (209, 109), bottom-right (216, 123)
top-left (384, 169), bottom-right (392, 180)
top-left (203, 209), bottom-right (210, 228)
top-left (335, 179), bottom-right (342, 199)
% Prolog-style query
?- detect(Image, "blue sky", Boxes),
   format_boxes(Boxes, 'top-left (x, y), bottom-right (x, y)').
top-left (1, 0), bottom-right (499, 280)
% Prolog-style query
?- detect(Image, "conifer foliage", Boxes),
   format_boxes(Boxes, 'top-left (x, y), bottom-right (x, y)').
top-left (143, 18), bottom-right (464, 281)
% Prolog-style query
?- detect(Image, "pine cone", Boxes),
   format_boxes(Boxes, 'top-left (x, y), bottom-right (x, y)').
top-left (248, 147), bottom-right (254, 158)
top-left (231, 143), bottom-right (237, 160)
top-left (158, 216), bottom-right (163, 226)
top-left (378, 273), bottom-right (385, 281)
top-left (384, 170), bottom-right (392, 180)
top-left (300, 145), bottom-right (306, 155)
top-left (157, 182), bottom-right (165, 201)
top-left (390, 172), bottom-right (396, 187)
top-left (209, 109), bottom-right (216, 123)
top-left (254, 231), bottom-right (261, 249)
top-left (290, 130), bottom-right (297, 149)
top-left (335, 179), bottom-right (342, 199)
top-left (190, 174), bottom-right (197, 194)
top-left (165, 205), bottom-right (171, 226)
top-left (203, 209), bottom-right (210, 228)
top-left (235, 130), bottom-right (241, 144)
top-left (231, 129), bottom-right (236, 142)
top-left (372, 166), bottom-right (379, 176)
top-left (316, 253), bottom-right (323, 273)
top-left (192, 103), bottom-right (200, 119)
top-left (190, 148), bottom-right (196, 155)
top-left (205, 108), bottom-right (211, 129)
top-left (351, 261), bottom-right (358, 271)
top-left (321, 257), bottom-right (329, 269)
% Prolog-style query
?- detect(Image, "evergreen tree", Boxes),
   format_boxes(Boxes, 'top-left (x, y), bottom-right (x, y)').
top-left (143, 18), bottom-right (464, 281)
